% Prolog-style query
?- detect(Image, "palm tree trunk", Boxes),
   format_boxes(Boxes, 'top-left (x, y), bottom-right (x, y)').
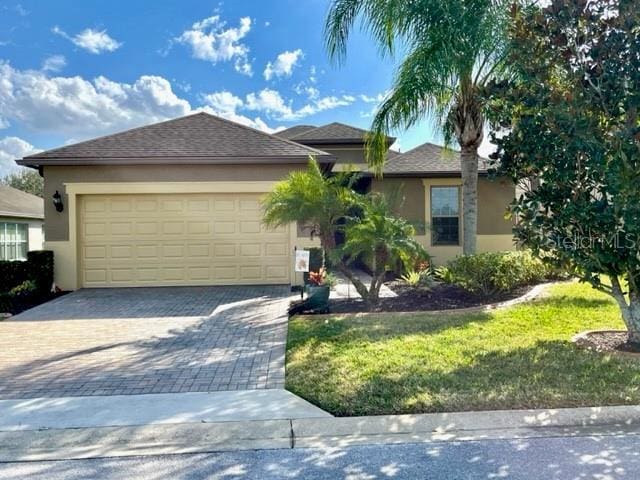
top-left (450, 82), bottom-right (484, 256)
top-left (461, 144), bottom-right (479, 255)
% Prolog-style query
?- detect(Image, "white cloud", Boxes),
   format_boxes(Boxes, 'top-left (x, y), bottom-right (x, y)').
top-left (360, 93), bottom-right (386, 103)
top-left (244, 88), bottom-right (355, 121)
top-left (263, 49), bottom-right (303, 81)
top-left (202, 90), bottom-right (243, 115)
top-left (176, 16), bottom-right (253, 76)
top-left (245, 89), bottom-right (293, 117)
top-left (0, 61), bottom-right (191, 137)
top-left (201, 91), bottom-right (282, 134)
top-left (0, 136), bottom-right (40, 177)
top-left (305, 86), bottom-right (319, 99)
top-left (41, 54), bottom-right (66, 72)
top-left (203, 87), bottom-right (354, 127)
top-left (53, 26), bottom-right (122, 54)
top-left (289, 95), bottom-right (354, 120)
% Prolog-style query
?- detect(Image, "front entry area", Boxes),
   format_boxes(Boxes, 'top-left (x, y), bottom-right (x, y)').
top-left (78, 193), bottom-right (290, 288)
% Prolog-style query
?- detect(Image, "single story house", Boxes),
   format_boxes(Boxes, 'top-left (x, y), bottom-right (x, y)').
top-left (0, 184), bottom-right (44, 261)
top-left (17, 112), bottom-right (514, 290)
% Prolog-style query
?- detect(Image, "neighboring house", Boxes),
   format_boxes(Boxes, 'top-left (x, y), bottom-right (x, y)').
top-left (16, 112), bottom-right (514, 290)
top-left (0, 184), bottom-right (44, 261)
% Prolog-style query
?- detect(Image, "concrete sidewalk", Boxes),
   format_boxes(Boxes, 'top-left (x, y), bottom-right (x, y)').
top-left (2, 404), bottom-right (640, 462)
top-left (0, 390), bottom-right (330, 431)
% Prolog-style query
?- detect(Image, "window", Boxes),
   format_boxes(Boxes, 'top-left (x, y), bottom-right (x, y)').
top-left (431, 186), bottom-right (460, 245)
top-left (0, 223), bottom-right (28, 261)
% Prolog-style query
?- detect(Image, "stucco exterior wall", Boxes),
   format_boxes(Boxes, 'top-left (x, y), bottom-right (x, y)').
top-left (371, 177), bottom-right (426, 234)
top-left (372, 175), bottom-right (516, 265)
top-left (43, 164), bottom-right (305, 242)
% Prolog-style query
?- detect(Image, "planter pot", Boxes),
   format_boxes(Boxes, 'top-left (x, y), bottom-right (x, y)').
top-left (305, 285), bottom-right (331, 312)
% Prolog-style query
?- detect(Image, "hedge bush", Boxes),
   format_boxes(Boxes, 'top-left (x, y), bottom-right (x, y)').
top-left (442, 251), bottom-right (563, 296)
top-left (0, 250), bottom-right (54, 314)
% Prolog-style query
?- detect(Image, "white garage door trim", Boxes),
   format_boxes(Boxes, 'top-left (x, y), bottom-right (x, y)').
top-left (57, 182), bottom-right (296, 289)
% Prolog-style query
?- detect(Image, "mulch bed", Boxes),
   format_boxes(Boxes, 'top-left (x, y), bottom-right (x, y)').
top-left (574, 330), bottom-right (640, 355)
top-left (326, 282), bottom-right (533, 314)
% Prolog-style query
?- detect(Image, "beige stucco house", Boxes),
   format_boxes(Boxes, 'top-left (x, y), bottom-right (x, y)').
top-left (0, 184), bottom-right (44, 261)
top-left (17, 112), bottom-right (514, 290)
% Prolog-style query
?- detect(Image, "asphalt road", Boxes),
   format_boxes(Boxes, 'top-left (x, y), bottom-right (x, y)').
top-left (0, 433), bottom-right (638, 479)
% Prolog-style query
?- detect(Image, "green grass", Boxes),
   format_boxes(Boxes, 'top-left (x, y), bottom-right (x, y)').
top-left (286, 282), bottom-right (640, 416)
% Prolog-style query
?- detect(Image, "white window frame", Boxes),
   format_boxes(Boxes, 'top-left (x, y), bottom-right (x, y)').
top-left (0, 222), bottom-right (29, 261)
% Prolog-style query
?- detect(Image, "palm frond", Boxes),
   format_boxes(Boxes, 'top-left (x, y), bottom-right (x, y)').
top-left (325, 0), bottom-right (413, 64)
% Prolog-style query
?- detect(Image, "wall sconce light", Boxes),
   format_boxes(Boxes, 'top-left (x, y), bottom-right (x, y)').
top-left (52, 190), bottom-right (64, 212)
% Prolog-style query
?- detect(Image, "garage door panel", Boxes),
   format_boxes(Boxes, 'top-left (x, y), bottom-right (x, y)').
top-left (79, 193), bottom-right (290, 287)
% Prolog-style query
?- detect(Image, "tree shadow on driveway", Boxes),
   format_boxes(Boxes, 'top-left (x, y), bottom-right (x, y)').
top-left (0, 286), bottom-right (292, 399)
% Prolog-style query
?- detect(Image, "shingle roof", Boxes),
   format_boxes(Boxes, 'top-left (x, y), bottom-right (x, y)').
top-left (18, 113), bottom-right (333, 167)
top-left (274, 125), bottom-right (316, 140)
top-left (278, 122), bottom-right (395, 145)
top-left (384, 142), bottom-right (490, 175)
top-left (0, 184), bottom-right (44, 219)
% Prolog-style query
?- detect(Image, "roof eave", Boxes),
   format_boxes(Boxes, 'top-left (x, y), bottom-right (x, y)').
top-left (369, 170), bottom-right (490, 178)
top-left (0, 210), bottom-right (44, 220)
top-left (293, 137), bottom-right (396, 147)
top-left (17, 154), bottom-right (336, 168)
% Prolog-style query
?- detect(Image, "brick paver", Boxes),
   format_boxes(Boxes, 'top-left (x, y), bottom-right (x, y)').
top-left (0, 286), bottom-right (292, 399)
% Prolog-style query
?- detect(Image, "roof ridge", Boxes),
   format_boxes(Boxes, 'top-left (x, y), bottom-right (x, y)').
top-left (286, 125), bottom-right (321, 140)
top-left (198, 113), bottom-right (328, 156)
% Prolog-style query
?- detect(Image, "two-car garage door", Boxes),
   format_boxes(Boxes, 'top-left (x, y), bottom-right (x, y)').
top-left (78, 193), bottom-right (290, 287)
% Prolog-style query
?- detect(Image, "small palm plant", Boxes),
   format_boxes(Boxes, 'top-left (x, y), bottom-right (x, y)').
top-left (338, 193), bottom-right (427, 309)
top-left (262, 157), bottom-right (359, 260)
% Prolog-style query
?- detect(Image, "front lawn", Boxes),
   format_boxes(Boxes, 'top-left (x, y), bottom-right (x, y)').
top-left (286, 282), bottom-right (640, 416)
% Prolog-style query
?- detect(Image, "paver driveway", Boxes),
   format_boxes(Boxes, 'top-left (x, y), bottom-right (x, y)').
top-left (0, 286), bottom-right (292, 399)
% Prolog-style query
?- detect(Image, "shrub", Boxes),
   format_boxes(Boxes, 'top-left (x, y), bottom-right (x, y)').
top-left (446, 251), bottom-right (562, 296)
top-left (9, 279), bottom-right (37, 296)
top-left (435, 266), bottom-right (454, 284)
top-left (0, 260), bottom-right (29, 293)
top-left (0, 250), bottom-right (54, 313)
top-left (401, 270), bottom-right (422, 286)
top-left (27, 250), bottom-right (54, 295)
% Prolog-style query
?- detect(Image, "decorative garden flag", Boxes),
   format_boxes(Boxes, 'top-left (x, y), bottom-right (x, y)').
top-left (295, 249), bottom-right (310, 272)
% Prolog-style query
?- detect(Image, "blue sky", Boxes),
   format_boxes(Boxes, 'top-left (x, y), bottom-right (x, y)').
top-left (0, 0), bottom-right (449, 176)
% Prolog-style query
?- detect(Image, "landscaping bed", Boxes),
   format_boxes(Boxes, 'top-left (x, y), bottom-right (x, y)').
top-left (286, 282), bottom-right (640, 416)
top-left (329, 281), bottom-right (533, 313)
top-left (573, 330), bottom-right (640, 355)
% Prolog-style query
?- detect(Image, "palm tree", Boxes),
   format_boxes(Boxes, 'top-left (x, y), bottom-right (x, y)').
top-left (325, 0), bottom-right (510, 254)
top-left (262, 158), bottom-right (358, 259)
top-left (339, 193), bottom-right (427, 309)
top-left (263, 158), bottom-right (426, 310)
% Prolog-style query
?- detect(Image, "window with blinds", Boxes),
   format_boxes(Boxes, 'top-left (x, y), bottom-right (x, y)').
top-left (0, 223), bottom-right (28, 261)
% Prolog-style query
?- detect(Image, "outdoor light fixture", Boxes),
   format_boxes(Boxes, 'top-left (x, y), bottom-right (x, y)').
top-left (52, 190), bottom-right (64, 212)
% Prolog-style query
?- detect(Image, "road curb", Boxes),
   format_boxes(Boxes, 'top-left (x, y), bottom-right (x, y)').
top-left (2, 404), bottom-right (640, 462)
top-left (0, 420), bottom-right (293, 462)
top-left (292, 405), bottom-right (640, 447)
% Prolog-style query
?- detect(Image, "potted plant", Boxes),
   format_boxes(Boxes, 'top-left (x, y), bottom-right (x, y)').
top-left (305, 268), bottom-right (332, 311)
